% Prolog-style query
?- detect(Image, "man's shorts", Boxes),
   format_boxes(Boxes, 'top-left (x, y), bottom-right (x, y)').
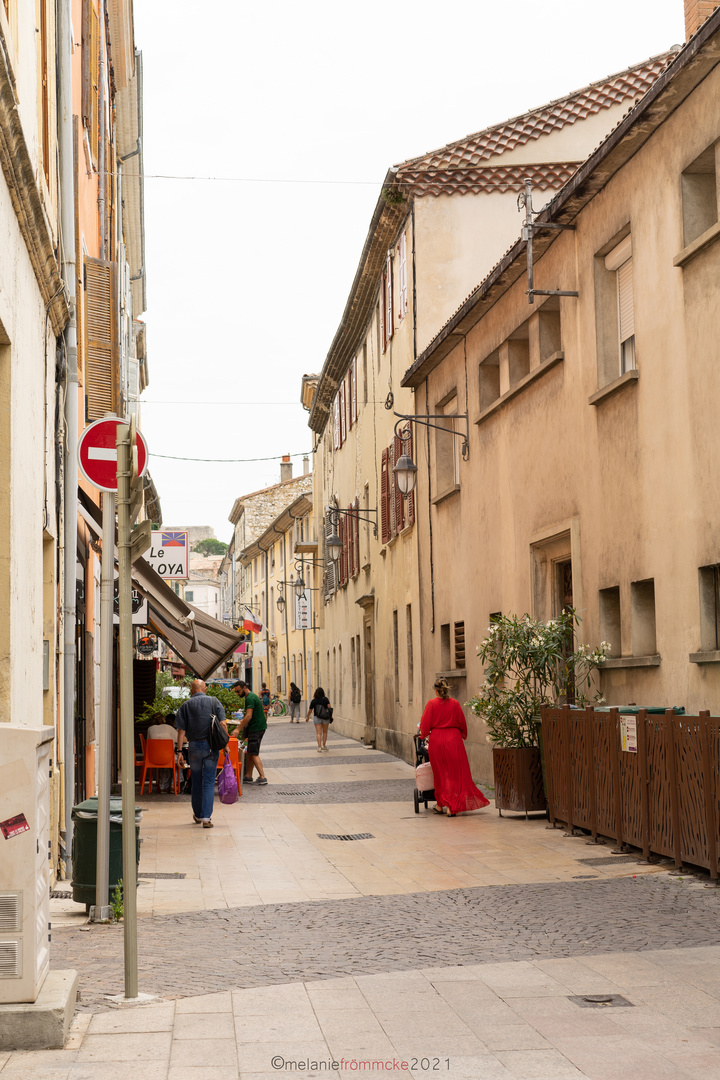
top-left (246, 730), bottom-right (265, 756)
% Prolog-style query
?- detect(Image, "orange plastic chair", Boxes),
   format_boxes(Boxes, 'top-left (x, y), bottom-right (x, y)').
top-left (139, 733), bottom-right (146, 755)
top-left (140, 738), bottom-right (178, 795)
top-left (216, 738), bottom-right (242, 795)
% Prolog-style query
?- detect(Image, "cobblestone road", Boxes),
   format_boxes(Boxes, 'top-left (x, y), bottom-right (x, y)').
top-left (53, 875), bottom-right (720, 1011)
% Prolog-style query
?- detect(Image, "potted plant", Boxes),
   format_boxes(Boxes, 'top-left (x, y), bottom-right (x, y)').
top-left (467, 611), bottom-right (609, 814)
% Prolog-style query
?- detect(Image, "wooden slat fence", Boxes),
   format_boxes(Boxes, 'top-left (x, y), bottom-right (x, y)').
top-left (540, 706), bottom-right (719, 879)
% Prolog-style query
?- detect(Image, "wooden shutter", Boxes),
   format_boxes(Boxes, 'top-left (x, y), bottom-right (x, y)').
top-left (350, 357), bottom-right (357, 426)
top-left (385, 253), bottom-right (394, 341)
top-left (333, 395), bottom-right (341, 449)
top-left (339, 380), bottom-right (347, 444)
top-left (339, 514), bottom-right (347, 586)
top-left (380, 448), bottom-right (390, 544)
top-left (353, 497), bottom-right (360, 576)
top-left (324, 511), bottom-right (336, 597)
top-left (617, 258), bottom-right (634, 343)
top-left (406, 425), bottom-right (415, 526)
top-left (392, 435), bottom-right (404, 536)
top-left (82, 0), bottom-right (100, 166)
top-left (398, 232), bottom-right (407, 320)
top-left (84, 257), bottom-right (117, 420)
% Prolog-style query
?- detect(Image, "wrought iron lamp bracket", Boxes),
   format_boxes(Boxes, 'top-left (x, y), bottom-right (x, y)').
top-left (329, 505), bottom-right (378, 539)
top-left (393, 412), bottom-right (469, 461)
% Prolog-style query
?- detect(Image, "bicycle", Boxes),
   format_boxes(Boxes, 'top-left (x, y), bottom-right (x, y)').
top-left (267, 696), bottom-right (287, 717)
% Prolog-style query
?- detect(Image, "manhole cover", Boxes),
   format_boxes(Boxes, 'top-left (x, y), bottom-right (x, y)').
top-left (137, 872), bottom-right (186, 879)
top-left (317, 833), bottom-right (374, 841)
top-left (578, 855), bottom-right (638, 867)
top-left (569, 994), bottom-right (633, 1008)
top-left (276, 789), bottom-right (316, 796)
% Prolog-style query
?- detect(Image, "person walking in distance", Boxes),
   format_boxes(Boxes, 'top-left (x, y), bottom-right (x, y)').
top-left (288, 681), bottom-right (302, 722)
top-left (236, 680), bottom-right (268, 785)
top-left (419, 678), bottom-right (489, 817)
top-left (175, 680), bottom-right (228, 828)
top-left (260, 682), bottom-right (271, 717)
top-left (306, 686), bottom-right (332, 752)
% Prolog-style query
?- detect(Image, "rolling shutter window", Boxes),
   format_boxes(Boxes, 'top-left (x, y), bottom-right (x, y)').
top-left (398, 232), bottom-right (407, 320)
top-left (85, 257), bottom-right (117, 420)
top-left (617, 258), bottom-right (634, 344)
top-left (380, 448), bottom-right (390, 544)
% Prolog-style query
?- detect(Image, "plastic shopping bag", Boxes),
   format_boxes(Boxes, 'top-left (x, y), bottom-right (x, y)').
top-left (218, 752), bottom-right (238, 804)
top-left (415, 760), bottom-right (435, 792)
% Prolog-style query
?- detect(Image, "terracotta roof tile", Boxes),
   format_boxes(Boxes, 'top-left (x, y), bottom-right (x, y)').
top-left (399, 162), bottom-right (581, 198)
top-left (395, 52), bottom-right (677, 187)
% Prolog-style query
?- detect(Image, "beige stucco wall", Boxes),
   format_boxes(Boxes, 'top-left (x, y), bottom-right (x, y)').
top-left (412, 59), bottom-right (720, 784)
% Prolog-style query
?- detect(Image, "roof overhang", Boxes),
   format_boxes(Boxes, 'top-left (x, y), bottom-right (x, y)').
top-left (239, 494), bottom-right (313, 564)
top-left (308, 173), bottom-right (410, 435)
top-left (401, 14), bottom-right (720, 389)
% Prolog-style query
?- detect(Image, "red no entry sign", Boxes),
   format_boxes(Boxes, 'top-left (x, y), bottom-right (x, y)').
top-left (77, 417), bottom-right (149, 492)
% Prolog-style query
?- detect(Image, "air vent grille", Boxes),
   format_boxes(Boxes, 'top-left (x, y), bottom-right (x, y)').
top-left (0, 892), bottom-right (21, 933)
top-left (0, 940), bottom-right (21, 978)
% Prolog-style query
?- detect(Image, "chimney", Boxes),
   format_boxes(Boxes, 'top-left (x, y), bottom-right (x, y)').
top-left (685, 0), bottom-right (720, 38)
top-left (280, 454), bottom-right (293, 483)
top-left (303, 455), bottom-right (310, 476)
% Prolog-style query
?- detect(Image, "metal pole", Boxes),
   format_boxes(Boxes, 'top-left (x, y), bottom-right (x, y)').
top-left (116, 426), bottom-right (138, 997)
top-left (93, 490), bottom-right (115, 922)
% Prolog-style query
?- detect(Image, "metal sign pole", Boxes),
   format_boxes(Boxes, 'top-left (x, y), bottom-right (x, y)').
top-left (93, 490), bottom-right (115, 922)
top-left (116, 425), bottom-right (138, 998)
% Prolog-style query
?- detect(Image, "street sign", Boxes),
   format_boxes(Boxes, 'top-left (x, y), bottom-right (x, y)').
top-left (147, 531), bottom-right (189, 580)
top-left (295, 594), bottom-right (311, 629)
top-left (77, 416), bottom-right (148, 493)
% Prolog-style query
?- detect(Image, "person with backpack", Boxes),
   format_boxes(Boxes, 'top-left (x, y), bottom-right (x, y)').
top-left (306, 686), bottom-right (333, 752)
top-left (175, 680), bottom-right (228, 827)
top-left (288, 682), bottom-right (302, 722)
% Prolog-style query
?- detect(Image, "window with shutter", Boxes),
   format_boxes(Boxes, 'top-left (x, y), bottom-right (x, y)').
top-left (84, 257), bottom-right (117, 420)
top-left (339, 514), bottom-right (347, 587)
top-left (380, 275), bottom-right (387, 352)
top-left (617, 258), bottom-right (635, 373)
top-left (353, 497), bottom-right (360, 577)
top-left (380, 448), bottom-right (390, 544)
top-left (392, 434), bottom-right (404, 536)
top-left (82, 0), bottom-right (100, 167)
top-left (350, 357), bottom-right (357, 426)
top-left (324, 511), bottom-right (337, 598)
top-left (333, 395), bottom-right (341, 450)
top-left (339, 380), bottom-right (347, 444)
top-left (398, 232), bottom-right (407, 321)
top-left (405, 425), bottom-right (415, 526)
top-left (346, 503), bottom-right (354, 581)
top-left (385, 253), bottom-right (394, 343)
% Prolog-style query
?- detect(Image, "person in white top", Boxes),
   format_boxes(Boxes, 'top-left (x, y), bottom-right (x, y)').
top-left (145, 712), bottom-right (177, 792)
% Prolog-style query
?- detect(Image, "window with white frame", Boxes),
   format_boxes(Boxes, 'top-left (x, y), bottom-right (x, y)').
top-left (605, 236), bottom-right (635, 375)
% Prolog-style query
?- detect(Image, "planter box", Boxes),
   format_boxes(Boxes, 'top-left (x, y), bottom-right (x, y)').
top-left (493, 747), bottom-right (547, 814)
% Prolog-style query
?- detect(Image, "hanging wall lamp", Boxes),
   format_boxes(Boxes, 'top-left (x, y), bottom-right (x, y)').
top-left (392, 413), bottom-right (470, 497)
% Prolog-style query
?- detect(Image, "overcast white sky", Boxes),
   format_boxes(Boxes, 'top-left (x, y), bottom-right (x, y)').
top-left (134, 0), bottom-right (685, 544)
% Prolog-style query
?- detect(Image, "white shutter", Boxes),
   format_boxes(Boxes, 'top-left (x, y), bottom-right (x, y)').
top-left (385, 254), bottom-right (393, 340)
top-left (398, 233), bottom-right (407, 320)
top-left (617, 259), bottom-right (634, 343)
top-left (324, 510), bottom-right (336, 598)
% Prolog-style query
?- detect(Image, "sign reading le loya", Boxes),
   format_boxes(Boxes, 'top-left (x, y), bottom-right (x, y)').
top-left (147, 531), bottom-right (189, 580)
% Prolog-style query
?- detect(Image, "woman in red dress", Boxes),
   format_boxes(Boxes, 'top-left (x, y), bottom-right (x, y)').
top-left (419, 679), bottom-right (489, 817)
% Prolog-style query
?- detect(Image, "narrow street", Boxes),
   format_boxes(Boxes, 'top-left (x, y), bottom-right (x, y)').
top-left (3, 719), bottom-right (719, 1079)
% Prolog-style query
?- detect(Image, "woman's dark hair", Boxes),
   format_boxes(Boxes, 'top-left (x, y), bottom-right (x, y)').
top-left (166, 712), bottom-right (177, 724)
top-left (313, 686), bottom-right (325, 701)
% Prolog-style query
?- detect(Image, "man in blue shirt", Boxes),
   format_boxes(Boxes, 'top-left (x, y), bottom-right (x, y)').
top-left (176, 680), bottom-right (227, 828)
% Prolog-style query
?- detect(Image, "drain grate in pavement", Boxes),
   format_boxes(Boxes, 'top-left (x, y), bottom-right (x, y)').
top-left (137, 872), bottom-right (186, 880)
top-left (49, 889), bottom-right (72, 899)
top-left (317, 833), bottom-right (374, 841)
top-left (275, 789), bottom-right (316, 796)
top-left (578, 855), bottom-right (638, 867)
top-left (569, 994), bottom-right (633, 1008)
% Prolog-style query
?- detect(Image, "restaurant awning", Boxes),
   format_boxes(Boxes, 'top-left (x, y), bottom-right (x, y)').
top-left (131, 556), bottom-right (244, 681)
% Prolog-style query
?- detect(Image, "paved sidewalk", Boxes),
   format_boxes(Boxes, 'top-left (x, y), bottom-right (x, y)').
top-left (3, 718), bottom-right (718, 1078)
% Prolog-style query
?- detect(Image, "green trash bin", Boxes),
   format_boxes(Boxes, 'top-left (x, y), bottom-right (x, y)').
top-left (71, 797), bottom-right (142, 908)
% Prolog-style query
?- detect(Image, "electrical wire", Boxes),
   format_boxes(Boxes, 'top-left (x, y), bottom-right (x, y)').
top-left (150, 451), bottom-right (310, 463)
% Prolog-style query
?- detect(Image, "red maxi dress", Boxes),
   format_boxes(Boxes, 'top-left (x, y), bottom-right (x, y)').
top-left (419, 697), bottom-right (489, 815)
